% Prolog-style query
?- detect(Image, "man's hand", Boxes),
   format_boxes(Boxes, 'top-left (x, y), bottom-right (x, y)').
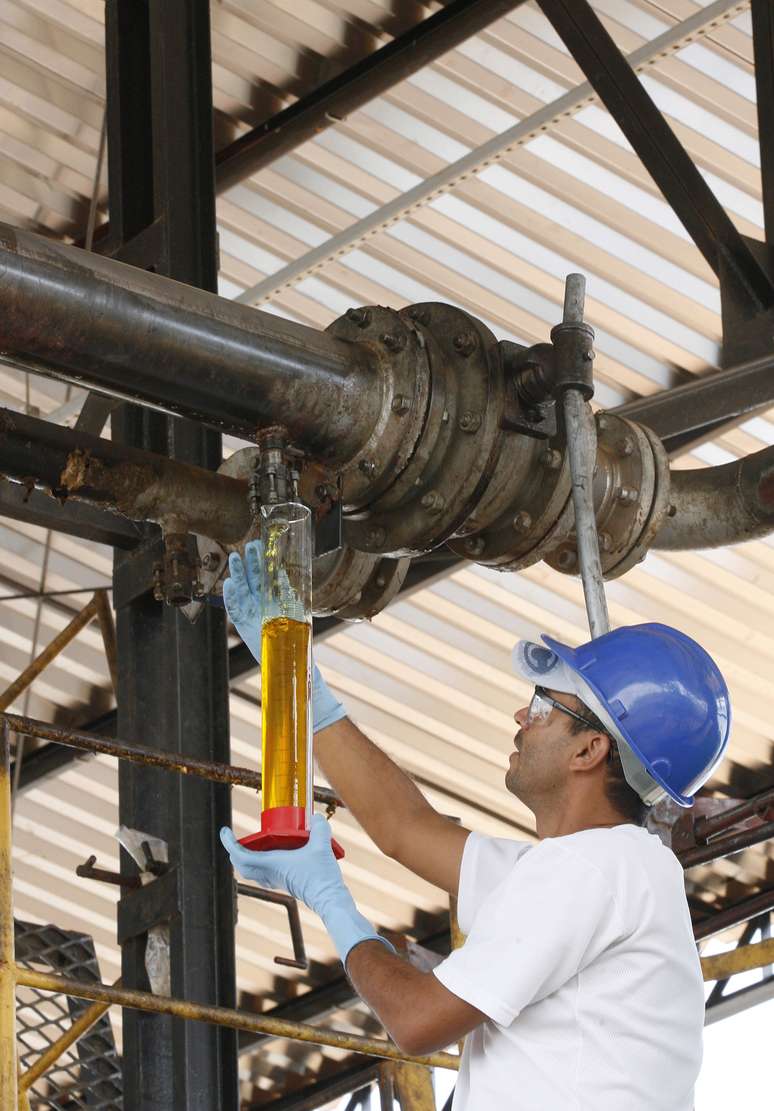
top-left (220, 815), bottom-right (393, 964)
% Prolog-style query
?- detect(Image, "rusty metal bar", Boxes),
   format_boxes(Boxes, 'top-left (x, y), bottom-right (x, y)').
top-left (0, 595), bottom-right (99, 714)
top-left (0, 712), bottom-right (341, 807)
top-left (679, 819), bottom-right (774, 870)
top-left (93, 590), bottom-right (119, 695)
top-left (694, 787), bottom-right (774, 843)
top-left (0, 724), bottom-right (17, 1107)
top-left (12, 967), bottom-right (459, 1071)
top-left (700, 937), bottom-right (774, 982)
top-left (694, 888), bottom-right (774, 943)
top-left (17, 980), bottom-right (120, 1094)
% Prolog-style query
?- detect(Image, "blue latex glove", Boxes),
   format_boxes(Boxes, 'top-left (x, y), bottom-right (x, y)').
top-left (221, 815), bottom-right (395, 966)
top-left (223, 540), bottom-right (347, 733)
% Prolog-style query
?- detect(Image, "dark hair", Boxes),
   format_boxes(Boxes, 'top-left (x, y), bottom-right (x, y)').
top-left (568, 703), bottom-right (649, 826)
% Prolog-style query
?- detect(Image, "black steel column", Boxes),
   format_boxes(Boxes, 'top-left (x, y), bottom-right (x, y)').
top-left (106, 2), bottom-right (238, 1108)
top-left (753, 0), bottom-right (774, 245)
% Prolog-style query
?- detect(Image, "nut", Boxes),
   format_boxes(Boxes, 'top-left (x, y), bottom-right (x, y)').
top-left (420, 490), bottom-right (445, 513)
top-left (346, 307), bottom-right (371, 328)
top-left (616, 486), bottom-right (639, 506)
top-left (366, 525), bottom-right (386, 547)
top-left (620, 436), bottom-right (635, 458)
top-left (464, 536), bottom-right (486, 557)
top-left (512, 511), bottom-right (532, 534)
top-left (458, 410), bottom-right (482, 433)
top-left (541, 448), bottom-right (562, 470)
top-left (453, 331), bottom-right (477, 356)
top-left (599, 532), bottom-right (612, 552)
top-left (556, 548), bottom-right (577, 571)
top-left (358, 458), bottom-right (376, 477)
top-left (381, 332), bottom-right (406, 353)
top-left (391, 394), bottom-right (411, 414)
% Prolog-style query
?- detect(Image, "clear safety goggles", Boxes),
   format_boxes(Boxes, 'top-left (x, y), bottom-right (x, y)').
top-left (526, 686), bottom-right (602, 731)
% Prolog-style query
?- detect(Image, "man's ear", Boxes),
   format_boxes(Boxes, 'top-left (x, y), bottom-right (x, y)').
top-left (569, 731), bottom-right (611, 774)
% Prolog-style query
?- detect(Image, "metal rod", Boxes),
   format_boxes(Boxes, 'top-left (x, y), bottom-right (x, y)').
top-left (0, 223), bottom-right (381, 465)
top-left (694, 888), bottom-right (774, 943)
top-left (12, 967), bottom-right (459, 1071)
top-left (236, 884), bottom-right (308, 970)
top-left (0, 713), bottom-right (341, 807)
top-left (93, 590), bottom-right (119, 696)
top-left (700, 937), bottom-right (774, 982)
top-left (0, 596), bottom-right (98, 714)
top-left (694, 787), bottom-right (774, 843)
top-left (17, 980), bottom-right (120, 1093)
top-left (0, 724), bottom-right (17, 1107)
top-left (558, 275), bottom-right (609, 638)
top-left (679, 819), bottom-right (774, 870)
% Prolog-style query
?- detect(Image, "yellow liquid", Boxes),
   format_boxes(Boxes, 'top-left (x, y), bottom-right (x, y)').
top-left (261, 617), bottom-right (311, 811)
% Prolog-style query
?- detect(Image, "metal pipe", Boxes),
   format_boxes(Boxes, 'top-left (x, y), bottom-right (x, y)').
top-left (652, 442), bottom-right (774, 551)
top-left (12, 967), bottom-right (460, 1071)
top-left (694, 787), bottom-right (774, 843)
top-left (0, 713), bottom-right (341, 808)
top-left (0, 406), bottom-right (251, 544)
top-left (0, 724), bottom-right (17, 1108)
top-left (694, 888), bottom-right (774, 943)
top-left (0, 223), bottom-right (381, 464)
top-left (700, 937), bottom-right (774, 982)
top-left (679, 819), bottom-right (774, 870)
top-left (0, 595), bottom-right (98, 713)
top-left (17, 980), bottom-right (120, 1093)
top-left (558, 275), bottom-right (610, 638)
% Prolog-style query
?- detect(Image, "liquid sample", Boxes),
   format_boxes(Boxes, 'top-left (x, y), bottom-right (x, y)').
top-left (261, 616), bottom-right (311, 811)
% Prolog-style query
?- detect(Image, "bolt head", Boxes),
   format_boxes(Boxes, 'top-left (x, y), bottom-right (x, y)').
top-left (453, 331), bottom-right (477, 356)
top-left (464, 536), bottom-right (486, 557)
top-left (616, 486), bottom-right (639, 506)
top-left (557, 548), bottom-right (577, 571)
top-left (458, 410), bottom-right (482, 433)
top-left (381, 332), bottom-right (406, 353)
top-left (541, 448), bottom-right (562, 470)
top-left (366, 525), bottom-right (386, 547)
top-left (621, 436), bottom-right (635, 457)
top-left (420, 490), bottom-right (445, 513)
top-left (391, 394), bottom-right (411, 414)
top-left (346, 307), bottom-right (371, 328)
top-left (512, 511), bottom-right (532, 533)
top-left (599, 532), bottom-right (612, 552)
top-left (358, 458), bottom-right (375, 477)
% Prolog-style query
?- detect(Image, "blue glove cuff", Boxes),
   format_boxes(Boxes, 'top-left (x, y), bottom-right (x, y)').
top-left (313, 663), bottom-right (347, 733)
top-left (320, 902), bottom-right (397, 967)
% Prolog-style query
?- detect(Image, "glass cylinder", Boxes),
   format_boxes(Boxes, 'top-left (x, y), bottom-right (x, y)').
top-left (258, 501), bottom-right (313, 846)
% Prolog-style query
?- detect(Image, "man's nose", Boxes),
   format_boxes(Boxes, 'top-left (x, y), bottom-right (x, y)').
top-left (514, 706), bottom-right (528, 726)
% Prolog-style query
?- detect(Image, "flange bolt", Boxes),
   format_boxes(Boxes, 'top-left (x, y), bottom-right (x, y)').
top-left (420, 490), bottom-right (445, 513)
top-left (512, 511), bottom-right (533, 533)
top-left (458, 411), bottom-right (481, 433)
top-left (346, 307), bottom-right (371, 328)
top-left (464, 536), bottom-right (486, 557)
top-left (453, 332), bottom-right (477, 356)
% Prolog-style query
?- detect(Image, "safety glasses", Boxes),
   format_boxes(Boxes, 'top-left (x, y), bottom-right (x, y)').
top-left (526, 686), bottom-right (601, 731)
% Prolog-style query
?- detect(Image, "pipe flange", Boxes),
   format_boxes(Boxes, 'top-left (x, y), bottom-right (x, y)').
top-left (447, 429), bottom-right (573, 569)
top-left (545, 413), bottom-right (662, 580)
top-left (604, 422), bottom-right (671, 578)
top-left (326, 306), bottom-right (431, 512)
top-left (344, 304), bottom-right (504, 556)
top-left (312, 546), bottom-right (410, 620)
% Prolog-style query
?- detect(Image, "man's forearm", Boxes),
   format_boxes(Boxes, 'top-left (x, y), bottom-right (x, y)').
top-left (315, 718), bottom-right (433, 858)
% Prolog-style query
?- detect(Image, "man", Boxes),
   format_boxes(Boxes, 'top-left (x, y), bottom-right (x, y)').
top-left (221, 541), bottom-right (730, 1110)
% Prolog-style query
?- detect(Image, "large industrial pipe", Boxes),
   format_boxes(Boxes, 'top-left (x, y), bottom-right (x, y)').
top-left (0, 223), bottom-right (381, 464)
top-left (652, 443), bottom-right (774, 551)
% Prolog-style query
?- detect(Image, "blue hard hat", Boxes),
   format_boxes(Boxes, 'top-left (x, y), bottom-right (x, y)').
top-left (538, 623), bottom-right (731, 808)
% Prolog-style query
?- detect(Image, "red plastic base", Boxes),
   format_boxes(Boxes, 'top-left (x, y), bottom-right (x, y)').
top-left (239, 805), bottom-right (344, 858)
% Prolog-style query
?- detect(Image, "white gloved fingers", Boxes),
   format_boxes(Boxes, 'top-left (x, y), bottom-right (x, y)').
top-left (308, 813), bottom-right (334, 850)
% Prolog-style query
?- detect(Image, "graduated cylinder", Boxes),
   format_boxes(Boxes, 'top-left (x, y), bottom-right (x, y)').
top-left (240, 503), bottom-right (313, 851)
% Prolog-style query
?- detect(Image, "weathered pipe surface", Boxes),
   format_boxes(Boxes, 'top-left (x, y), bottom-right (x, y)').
top-left (653, 443), bottom-right (774, 550)
top-left (0, 406), bottom-right (250, 543)
top-left (0, 222), bottom-right (381, 463)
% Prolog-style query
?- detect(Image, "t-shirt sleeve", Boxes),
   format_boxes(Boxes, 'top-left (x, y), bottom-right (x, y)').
top-left (456, 832), bottom-right (534, 936)
top-left (435, 840), bottom-right (623, 1026)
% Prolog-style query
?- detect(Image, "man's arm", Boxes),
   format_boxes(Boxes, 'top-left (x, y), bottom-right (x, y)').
top-left (315, 717), bottom-right (469, 897)
top-left (346, 941), bottom-right (485, 1057)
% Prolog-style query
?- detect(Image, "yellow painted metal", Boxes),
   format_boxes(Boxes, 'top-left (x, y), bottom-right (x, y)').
top-left (393, 1061), bottom-right (437, 1110)
top-left (0, 595), bottom-right (98, 713)
top-left (14, 967), bottom-right (460, 1071)
top-left (17, 979), bottom-right (120, 1094)
top-left (701, 937), bottom-right (774, 982)
top-left (0, 725), bottom-right (18, 1107)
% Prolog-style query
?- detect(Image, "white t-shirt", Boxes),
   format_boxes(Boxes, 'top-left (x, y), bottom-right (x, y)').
top-left (433, 826), bottom-right (704, 1111)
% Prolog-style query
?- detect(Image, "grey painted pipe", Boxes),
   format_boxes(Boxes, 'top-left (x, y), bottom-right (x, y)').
top-left (653, 443), bottom-right (774, 550)
top-left (0, 222), bottom-right (381, 465)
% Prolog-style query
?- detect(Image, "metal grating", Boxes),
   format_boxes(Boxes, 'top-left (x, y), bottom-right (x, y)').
top-left (15, 919), bottom-right (122, 1109)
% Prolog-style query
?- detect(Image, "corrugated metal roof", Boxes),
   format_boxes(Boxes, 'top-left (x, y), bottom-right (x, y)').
top-left (2, 0), bottom-right (773, 1098)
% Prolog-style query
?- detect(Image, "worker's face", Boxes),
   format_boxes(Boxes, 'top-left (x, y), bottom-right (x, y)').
top-left (505, 688), bottom-right (580, 807)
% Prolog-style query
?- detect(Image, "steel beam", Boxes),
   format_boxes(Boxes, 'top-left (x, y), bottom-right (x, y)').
top-left (0, 478), bottom-right (142, 549)
top-left (536, 0), bottom-right (774, 314)
top-left (753, 0), bottom-right (774, 245)
top-left (105, 2), bottom-right (238, 1107)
